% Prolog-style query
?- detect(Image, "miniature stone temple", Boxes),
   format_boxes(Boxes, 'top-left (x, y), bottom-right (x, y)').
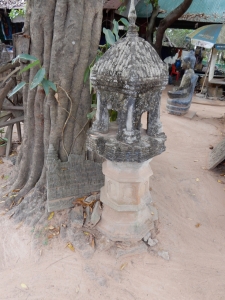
top-left (86, 0), bottom-right (168, 241)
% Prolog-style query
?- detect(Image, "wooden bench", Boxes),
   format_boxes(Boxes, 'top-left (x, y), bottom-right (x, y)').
top-left (0, 106), bottom-right (24, 157)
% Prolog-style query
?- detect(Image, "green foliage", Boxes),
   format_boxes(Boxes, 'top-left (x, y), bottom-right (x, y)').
top-left (12, 54), bottom-right (39, 64)
top-left (19, 60), bottom-right (41, 74)
top-left (9, 54), bottom-right (58, 98)
top-left (144, 0), bottom-right (158, 7)
top-left (8, 81), bottom-right (26, 98)
top-left (42, 78), bottom-right (57, 95)
top-left (109, 110), bottom-right (117, 122)
top-left (9, 9), bottom-right (25, 20)
top-left (118, 6), bottom-right (126, 13)
top-left (103, 27), bottom-right (116, 46)
top-left (30, 68), bottom-right (46, 90)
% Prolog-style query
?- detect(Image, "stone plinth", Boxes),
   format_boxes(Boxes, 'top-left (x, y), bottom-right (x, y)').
top-left (97, 159), bottom-right (158, 242)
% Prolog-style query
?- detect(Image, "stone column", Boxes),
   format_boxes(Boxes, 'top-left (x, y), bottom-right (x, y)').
top-left (97, 159), bottom-right (158, 241)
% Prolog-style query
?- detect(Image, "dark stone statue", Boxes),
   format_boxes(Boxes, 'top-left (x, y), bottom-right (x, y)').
top-left (167, 57), bottom-right (198, 116)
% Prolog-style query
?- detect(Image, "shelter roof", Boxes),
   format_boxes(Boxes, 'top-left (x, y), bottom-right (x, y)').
top-left (0, 0), bottom-right (25, 9)
top-left (135, 0), bottom-right (225, 23)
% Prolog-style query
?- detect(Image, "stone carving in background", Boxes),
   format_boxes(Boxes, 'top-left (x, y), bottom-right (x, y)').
top-left (167, 52), bottom-right (198, 116)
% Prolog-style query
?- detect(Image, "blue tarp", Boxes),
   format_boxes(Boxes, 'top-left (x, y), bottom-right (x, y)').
top-left (135, 0), bottom-right (225, 23)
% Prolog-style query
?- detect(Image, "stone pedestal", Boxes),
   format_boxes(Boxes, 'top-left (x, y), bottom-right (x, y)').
top-left (97, 159), bottom-right (158, 242)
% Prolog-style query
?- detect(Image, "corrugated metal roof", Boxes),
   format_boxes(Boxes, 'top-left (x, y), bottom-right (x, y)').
top-left (135, 0), bottom-right (225, 23)
top-left (0, 0), bottom-right (25, 9)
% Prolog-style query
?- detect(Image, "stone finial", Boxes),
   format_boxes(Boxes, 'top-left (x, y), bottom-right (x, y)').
top-left (128, 0), bottom-right (136, 26)
top-left (127, 0), bottom-right (138, 36)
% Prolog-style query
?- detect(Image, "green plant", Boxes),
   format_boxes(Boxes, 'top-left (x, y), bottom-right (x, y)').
top-left (9, 54), bottom-right (57, 98)
top-left (0, 129), bottom-right (7, 146)
top-left (9, 9), bottom-right (25, 20)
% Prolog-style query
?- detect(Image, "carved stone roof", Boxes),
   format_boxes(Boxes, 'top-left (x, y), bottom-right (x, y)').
top-left (91, 36), bottom-right (168, 89)
top-left (91, 1), bottom-right (167, 91)
top-left (0, 0), bottom-right (25, 9)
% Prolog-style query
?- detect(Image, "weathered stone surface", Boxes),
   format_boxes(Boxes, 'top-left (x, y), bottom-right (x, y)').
top-left (85, 193), bottom-right (100, 203)
top-left (147, 238), bottom-right (158, 247)
top-left (114, 241), bottom-right (148, 258)
top-left (46, 147), bottom-right (104, 212)
top-left (143, 232), bottom-right (151, 242)
top-left (86, 0), bottom-right (163, 242)
top-left (167, 70), bottom-right (198, 116)
top-left (84, 206), bottom-right (91, 227)
top-left (67, 229), bottom-right (95, 259)
top-left (208, 138), bottom-right (225, 170)
top-left (158, 251), bottom-right (170, 261)
top-left (90, 201), bottom-right (102, 227)
top-left (70, 206), bottom-right (84, 229)
top-left (96, 235), bottom-right (114, 251)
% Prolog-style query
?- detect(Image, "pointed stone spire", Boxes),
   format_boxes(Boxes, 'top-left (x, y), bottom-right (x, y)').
top-left (127, 0), bottom-right (138, 36)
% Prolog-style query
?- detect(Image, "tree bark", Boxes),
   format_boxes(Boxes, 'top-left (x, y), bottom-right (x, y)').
top-left (146, 5), bottom-right (160, 45)
top-left (154, 0), bottom-right (193, 55)
top-left (5, 0), bottom-right (103, 213)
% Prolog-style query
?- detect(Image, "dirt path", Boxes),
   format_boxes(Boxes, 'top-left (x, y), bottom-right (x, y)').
top-left (0, 88), bottom-right (225, 300)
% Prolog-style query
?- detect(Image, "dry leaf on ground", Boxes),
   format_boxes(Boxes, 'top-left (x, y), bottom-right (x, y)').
top-left (66, 242), bottom-right (75, 252)
top-left (195, 223), bottom-right (201, 228)
top-left (21, 283), bottom-right (28, 290)
top-left (48, 212), bottom-right (54, 220)
top-left (120, 263), bottom-right (128, 270)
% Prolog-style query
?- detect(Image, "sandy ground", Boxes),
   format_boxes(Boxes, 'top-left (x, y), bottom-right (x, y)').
top-left (0, 87), bottom-right (225, 300)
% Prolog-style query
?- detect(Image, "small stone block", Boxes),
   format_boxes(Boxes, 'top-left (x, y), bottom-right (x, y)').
top-left (70, 205), bottom-right (84, 228)
top-left (158, 251), bottom-right (170, 261)
top-left (143, 232), bottom-right (151, 242)
top-left (115, 242), bottom-right (148, 258)
top-left (183, 110), bottom-right (196, 119)
top-left (90, 201), bottom-right (102, 227)
top-left (147, 238), bottom-right (158, 247)
top-left (208, 138), bottom-right (225, 170)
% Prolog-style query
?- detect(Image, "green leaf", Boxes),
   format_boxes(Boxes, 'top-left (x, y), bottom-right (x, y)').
top-left (103, 28), bottom-right (116, 46)
top-left (119, 18), bottom-right (129, 29)
top-left (41, 78), bottom-right (57, 95)
top-left (87, 111), bottom-right (96, 120)
top-left (113, 20), bottom-right (119, 41)
top-left (8, 81), bottom-right (26, 98)
top-left (84, 66), bottom-right (90, 83)
top-left (12, 54), bottom-right (38, 64)
top-left (19, 60), bottom-right (40, 74)
top-left (30, 68), bottom-right (46, 90)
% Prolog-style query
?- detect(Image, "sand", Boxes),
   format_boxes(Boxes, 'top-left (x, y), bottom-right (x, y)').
top-left (0, 87), bottom-right (225, 300)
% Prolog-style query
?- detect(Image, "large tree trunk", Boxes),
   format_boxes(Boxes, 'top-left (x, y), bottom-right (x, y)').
top-left (154, 0), bottom-right (193, 55)
top-left (4, 0), bottom-right (103, 219)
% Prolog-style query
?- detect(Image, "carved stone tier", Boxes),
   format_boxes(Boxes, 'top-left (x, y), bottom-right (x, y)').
top-left (97, 159), bottom-right (158, 241)
top-left (87, 122), bottom-right (166, 163)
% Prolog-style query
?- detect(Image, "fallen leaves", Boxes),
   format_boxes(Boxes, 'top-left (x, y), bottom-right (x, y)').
top-left (16, 222), bottom-right (23, 229)
top-left (195, 223), bottom-right (201, 228)
top-left (48, 212), bottom-right (54, 220)
top-left (120, 263), bottom-right (128, 270)
top-left (21, 283), bottom-right (28, 290)
top-left (66, 242), bottom-right (75, 252)
top-left (17, 197), bottom-right (24, 205)
top-left (0, 159), bottom-right (3, 164)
